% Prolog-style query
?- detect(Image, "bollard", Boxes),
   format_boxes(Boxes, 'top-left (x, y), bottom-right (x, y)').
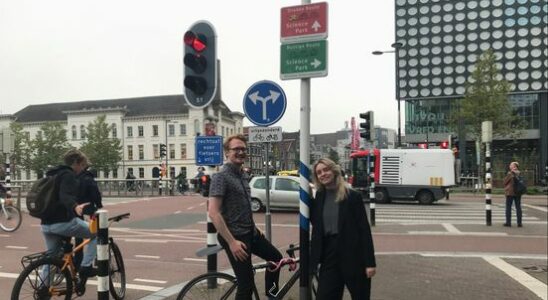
top-left (4, 156), bottom-right (11, 201)
top-left (97, 210), bottom-right (109, 299)
top-left (485, 143), bottom-right (492, 226)
top-left (369, 152), bottom-right (376, 226)
top-left (206, 200), bottom-right (217, 273)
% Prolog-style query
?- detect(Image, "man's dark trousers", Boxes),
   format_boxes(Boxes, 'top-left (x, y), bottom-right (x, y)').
top-left (218, 230), bottom-right (282, 300)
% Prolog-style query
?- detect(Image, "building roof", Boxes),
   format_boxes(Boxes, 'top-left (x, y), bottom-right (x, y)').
top-left (14, 95), bottom-right (236, 123)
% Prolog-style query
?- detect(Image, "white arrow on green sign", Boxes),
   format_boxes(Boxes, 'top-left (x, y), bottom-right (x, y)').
top-left (280, 40), bottom-right (328, 80)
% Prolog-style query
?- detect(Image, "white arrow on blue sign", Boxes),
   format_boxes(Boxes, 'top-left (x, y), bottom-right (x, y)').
top-left (243, 80), bottom-right (287, 126)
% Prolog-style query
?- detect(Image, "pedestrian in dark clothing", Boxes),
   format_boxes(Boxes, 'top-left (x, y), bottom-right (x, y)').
top-left (311, 157), bottom-right (376, 300)
top-left (74, 167), bottom-right (103, 268)
top-left (503, 161), bottom-right (523, 227)
top-left (208, 134), bottom-right (282, 299)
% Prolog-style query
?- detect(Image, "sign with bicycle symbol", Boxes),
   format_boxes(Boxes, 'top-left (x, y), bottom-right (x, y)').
top-left (248, 126), bottom-right (282, 143)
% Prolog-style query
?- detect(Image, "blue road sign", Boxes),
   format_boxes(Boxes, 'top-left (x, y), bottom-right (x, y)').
top-left (195, 135), bottom-right (223, 166)
top-left (243, 80), bottom-right (287, 126)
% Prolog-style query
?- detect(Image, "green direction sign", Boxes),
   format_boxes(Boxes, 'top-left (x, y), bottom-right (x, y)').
top-left (280, 40), bottom-right (328, 80)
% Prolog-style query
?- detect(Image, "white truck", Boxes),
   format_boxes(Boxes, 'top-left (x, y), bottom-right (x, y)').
top-left (349, 148), bottom-right (456, 204)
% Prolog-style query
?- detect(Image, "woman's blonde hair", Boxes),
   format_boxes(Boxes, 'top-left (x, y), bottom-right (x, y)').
top-left (312, 158), bottom-right (349, 202)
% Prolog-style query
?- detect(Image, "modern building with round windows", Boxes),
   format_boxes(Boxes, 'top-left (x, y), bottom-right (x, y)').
top-left (395, 0), bottom-right (547, 184)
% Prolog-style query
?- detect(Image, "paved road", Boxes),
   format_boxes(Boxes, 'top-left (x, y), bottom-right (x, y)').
top-left (1, 193), bottom-right (546, 299)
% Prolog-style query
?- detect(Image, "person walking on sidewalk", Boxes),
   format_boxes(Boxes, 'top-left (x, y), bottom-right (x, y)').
top-left (208, 134), bottom-right (282, 299)
top-left (311, 157), bottom-right (376, 300)
top-left (503, 161), bottom-right (523, 227)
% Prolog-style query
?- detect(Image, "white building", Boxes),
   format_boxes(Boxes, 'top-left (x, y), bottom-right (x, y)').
top-left (6, 95), bottom-right (244, 180)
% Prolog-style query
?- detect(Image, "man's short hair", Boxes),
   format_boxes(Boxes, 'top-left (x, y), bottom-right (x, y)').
top-left (223, 134), bottom-right (247, 152)
top-left (63, 149), bottom-right (88, 166)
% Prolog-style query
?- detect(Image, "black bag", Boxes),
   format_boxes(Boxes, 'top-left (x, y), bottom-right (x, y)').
top-left (26, 175), bottom-right (60, 218)
top-left (513, 175), bottom-right (527, 196)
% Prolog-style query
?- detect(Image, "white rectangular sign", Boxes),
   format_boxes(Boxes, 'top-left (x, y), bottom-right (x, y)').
top-left (248, 126), bottom-right (282, 143)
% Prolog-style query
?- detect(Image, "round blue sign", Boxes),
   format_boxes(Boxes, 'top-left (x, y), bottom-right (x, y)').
top-left (243, 80), bottom-right (287, 126)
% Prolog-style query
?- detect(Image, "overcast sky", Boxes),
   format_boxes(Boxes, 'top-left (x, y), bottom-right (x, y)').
top-left (0, 0), bottom-right (398, 134)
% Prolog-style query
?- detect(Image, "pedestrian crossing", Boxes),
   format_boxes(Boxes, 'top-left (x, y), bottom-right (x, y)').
top-left (370, 202), bottom-right (544, 225)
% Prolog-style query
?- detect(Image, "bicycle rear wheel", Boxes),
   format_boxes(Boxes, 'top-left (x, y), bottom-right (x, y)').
top-left (0, 205), bottom-right (22, 232)
top-left (109, 240), bottom-right (126, 300)
top-left (177, 272), bottom-right (246, 300)
top-left (11, 256), bottom-right (72, 300)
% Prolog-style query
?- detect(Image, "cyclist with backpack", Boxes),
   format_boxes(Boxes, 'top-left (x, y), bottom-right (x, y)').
top-left (503, 161), bottom-right (524, 227)
top-left (38, 149), bottom-right (97, 281)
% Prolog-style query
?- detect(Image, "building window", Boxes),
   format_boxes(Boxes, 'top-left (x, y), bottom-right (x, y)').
top-left (71, 125), bottom-right (77, 140)
top-left (169, 144), bottom-right (175, 159)
top-left (127, 167), bottom-right (134, 176)
top-left (112, 169), bottom-right (118, 178)
top-left (127, 126), bottom-right (133, 137)
top-left (509, 94), bottom-right (540, 130)
top-left (153, 125), bottom-right (159, 137)
top-left (153, 144), bottom-right (159, 159)
top-left (138, 126), bottom-right (144, 137)
top-left (80, 125), bottom-right (86, 139)
top-left (139, 167), bottom-right (144, 178)
top-left (111, 124), bottom-right (117, 138)
top-left (180, 144), bottom-right (187, 159)
top-left (138, 145), bottom-right (144, 160)
top-left (180, 124), bottom-right (187, 135)
top-left (168, 124), bottom-right (175, 136)
top-left (104, 170), bottom-right (109, 178)
top-left (127, 145), bottom-right (133, 160)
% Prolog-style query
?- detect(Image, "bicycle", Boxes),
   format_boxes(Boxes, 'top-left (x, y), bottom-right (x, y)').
top-left (11, 212), bottom-right (130, 300)
top-left (177, 244), bottom-right (318, 299)
top-left (0, 196), bottom-right (22, 232)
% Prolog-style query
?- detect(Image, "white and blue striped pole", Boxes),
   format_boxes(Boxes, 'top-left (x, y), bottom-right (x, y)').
top-left (299, 75), bottom-right (311, 300)
top-left (97, 210), bottom-right (109, 299)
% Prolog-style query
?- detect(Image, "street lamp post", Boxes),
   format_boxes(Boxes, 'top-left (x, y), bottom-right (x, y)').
top-left (372, 42), bottom-right (403, 148)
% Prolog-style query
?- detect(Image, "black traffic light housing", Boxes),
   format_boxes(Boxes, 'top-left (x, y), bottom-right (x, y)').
top-left (359, 111), bottom-right (375, 142)
top-left (200, 174), bottom-right (211, 197)
top-left (160, 143), bottom-right (167, 158)
top-left (183, 21), bottom-right (217, 108)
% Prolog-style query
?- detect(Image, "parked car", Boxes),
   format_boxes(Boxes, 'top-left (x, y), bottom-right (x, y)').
top-left (249, 175), bottom-right (300, 212)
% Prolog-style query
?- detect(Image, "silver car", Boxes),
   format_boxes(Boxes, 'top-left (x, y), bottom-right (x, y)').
top-left (249, 175), bottom-right (300, 212)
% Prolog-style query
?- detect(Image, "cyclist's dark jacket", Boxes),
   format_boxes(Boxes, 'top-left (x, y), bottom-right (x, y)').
top-left (40, 165), bottom-right (79, 225)
top-left (310, 188), bottom-right (376, 275)
top-left (77, 169), bottom-right (103, 216)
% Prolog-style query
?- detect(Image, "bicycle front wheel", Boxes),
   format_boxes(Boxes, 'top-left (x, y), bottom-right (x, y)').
top-left (109, 240), bottom-right (126, 300)
top-left (11, 257), bottom-right (72, 300)
top-left (177, 272), bottom-right (242, 300)
top-left (0, 205), bottom-right (22, 232)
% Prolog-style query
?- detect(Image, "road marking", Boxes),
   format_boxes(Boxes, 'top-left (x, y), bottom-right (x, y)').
top-left (134, 278), bottom-right (167, 284)
top-left (0, 272), bottom-right (18, 278)
top-left (124, 239), bottom-right (168, 243)
top-left (484, 256), bottom-right (547, 300)
top-left (199, 202), bottom-right (206, 206)
top-left (135, 255), bottom-right (160, 259)
top-left (0, 234), bottom-right (10, 237)
top-left (174, 210), bottom-right (181, 214)
top-left (523, 204), bottom-right (548, 212)
top-left (183, 258), bottom-right (207, 262)
top-left (187, 206), bottom-right (195, 210)
top-left (442, 223), bottom-right (461, 234)
top-left (5, 246), bottom-right (28, 250)
top-left (406, 231), bottom-right (507, 236)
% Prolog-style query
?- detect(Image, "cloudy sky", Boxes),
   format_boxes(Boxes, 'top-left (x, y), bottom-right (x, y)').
top-left (0, 0), bottom-right (398, 134)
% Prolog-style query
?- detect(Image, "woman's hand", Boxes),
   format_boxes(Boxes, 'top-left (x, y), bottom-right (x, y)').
top-left (365, 267), bottom-right (376, 278)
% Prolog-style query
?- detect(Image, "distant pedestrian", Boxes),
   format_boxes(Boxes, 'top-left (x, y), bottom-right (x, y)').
top-left (311, 157), bottom-right (376, 300)
top-left (503, 161), bottom-right (523, 227)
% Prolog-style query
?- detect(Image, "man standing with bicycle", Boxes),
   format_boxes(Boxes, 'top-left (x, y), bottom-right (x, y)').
top-left (40, 150), bottom-right (97, 282)
top-left (208, 134), bottom-right (282, 299)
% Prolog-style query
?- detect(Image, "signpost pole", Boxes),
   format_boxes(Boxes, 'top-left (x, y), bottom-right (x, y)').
top-left (265, 142), bottom-right (272, 242)
top-left (299, 76), bottom-right (311, 300)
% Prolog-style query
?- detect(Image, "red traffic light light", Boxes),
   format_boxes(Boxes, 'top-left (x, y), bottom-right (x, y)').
top-left (440, 140), bottom-right (449, 149)
top-left (184, 31), bottom-right (207, 52)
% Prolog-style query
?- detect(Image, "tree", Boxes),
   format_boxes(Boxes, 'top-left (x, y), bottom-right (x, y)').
top-left (30, 122), bottom-right (70, 177)
top-left (9, 123), bottom-right (33, 179)
top-left (328, 148), bottom-right (340, 164)
top-left (80, 115), bottom-right (122, 175)
top-left (449, 49), bottom-right (523, 140)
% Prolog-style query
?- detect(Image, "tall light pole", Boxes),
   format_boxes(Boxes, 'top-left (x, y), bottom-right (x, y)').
top-left (372, 42), bottom-right (403, 148)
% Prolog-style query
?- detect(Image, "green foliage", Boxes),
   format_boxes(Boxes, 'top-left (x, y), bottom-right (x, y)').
top-left (80, 115), bottom-right (122, 174)
top-left (30, 122), bottom-right (70, 175)
top-left (328, 148), bottom-right (340, 164)
top-left (449, 49), bottom-right (523, 140)
top-left (9, 123), bottom-right (33, 177)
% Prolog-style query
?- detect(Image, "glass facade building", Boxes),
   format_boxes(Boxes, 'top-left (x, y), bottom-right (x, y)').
top-left (395, 0), bottom-right (548, 183)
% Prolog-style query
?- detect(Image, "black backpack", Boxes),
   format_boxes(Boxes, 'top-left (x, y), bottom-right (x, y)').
top-left (26, 174), bottom-right (61, 218)
top-left (514, 175), bottom-right (527, 196)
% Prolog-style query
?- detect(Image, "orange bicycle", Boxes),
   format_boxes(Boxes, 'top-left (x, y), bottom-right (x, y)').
top-left (10, 213), bottom-right (130, 300)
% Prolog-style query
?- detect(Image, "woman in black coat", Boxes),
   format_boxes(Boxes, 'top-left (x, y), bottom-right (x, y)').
top-left (310, 158), bottom-right (376, 300)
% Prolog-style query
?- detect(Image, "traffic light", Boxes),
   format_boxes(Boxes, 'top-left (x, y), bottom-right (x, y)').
top-left (200, 174), bottom-right (211, 197)
top-left (183, 21), bottom-right (217, 108)
top-left (160, 143), bottom-right (167, 158)
top-left (359, 111), bottom-right (375, 142)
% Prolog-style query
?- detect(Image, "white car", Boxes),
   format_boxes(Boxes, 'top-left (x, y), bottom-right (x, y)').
top-left (249, 176), bottom-right (300, 212)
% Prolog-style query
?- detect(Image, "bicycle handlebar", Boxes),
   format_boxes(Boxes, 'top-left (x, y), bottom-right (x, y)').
top-left (108, 212), bottom-right (131, 222)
